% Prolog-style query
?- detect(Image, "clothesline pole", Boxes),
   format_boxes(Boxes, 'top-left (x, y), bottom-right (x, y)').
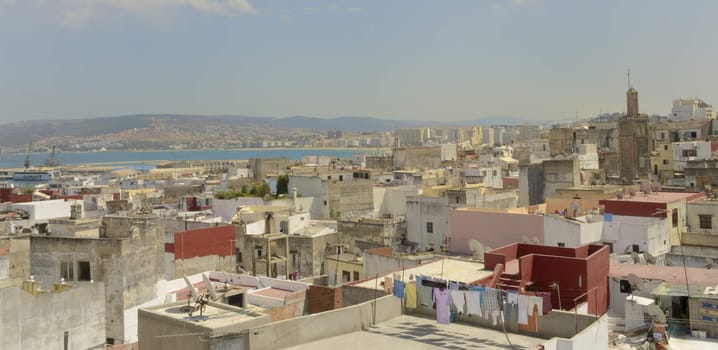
top-left (440, 258), bottom-right (445, 282)
top-left (401, 266), bottom-right (405, 316)
top-left (373, 273), bottom-right (378, 326)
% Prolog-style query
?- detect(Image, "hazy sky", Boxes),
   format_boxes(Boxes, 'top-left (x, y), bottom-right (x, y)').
top-left (1, 0), bottom-right (717, 122)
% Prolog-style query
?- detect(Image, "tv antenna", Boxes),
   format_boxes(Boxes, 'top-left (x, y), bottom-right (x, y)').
top-left (183, 275), bottom-right (209, 318)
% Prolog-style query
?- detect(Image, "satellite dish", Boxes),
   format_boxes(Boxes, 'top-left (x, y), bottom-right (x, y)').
top-left (631, 252), bottom-right (643, 264)
top-left (706, 258), bottom-right (717, 269)
top-left (624, 245), bottom-right (633, 255)
top-left (521, 235), bottom-right (530, 244)
top-left (202, 273), bottom-right (219, 300)
top-left (644, 304), bottom-right (667, 323)
top-left (530, 236), bottom-right (540, 244)
top-left (183, 275), bottom-right (200, 300)
top-left (643, 252), bottom-right (657, 265)
top-left (469, 240), bottom-right (485, 261)
top-left (626, 273), bottom-right (645, 293)
top-left (222, 272), bottom-right (233, 289)
top-left (183, 275), bottom-right (209, 318)
top-left (570, 201), bottom-right (581, 217)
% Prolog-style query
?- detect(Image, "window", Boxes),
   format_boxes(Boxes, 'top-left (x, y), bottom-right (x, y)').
top-left (342, 271), bottom-right (350, 282)
top-left (557, 242), bottom-right (565, 247)
top-left (662, 159), bottom-right (669, 165)
top-left (60, 260), bottom-right (73, 281)
top-left (699, 215), bottom-right (713, 229)
top-left (672, 209), bottom-right (679, 228)
top-left (353, 271), bottom-right (359, 281)
top-left (255, 246), bottom-right (263, 258)
top-left (339, 175), bottom-right (343, 181)
top-left (78, 261), bottom-right (91, 281)
top-left (290, 250), bottom-right (298, 265)
top-left (426, 222), bottom-right (434, 233)
top-left (664, 144), bottom-right (668, 151)
top-left (603, 242), bottom-right (614, 253)
top-left (632, 244), bottom-right (640, 253)
top-left (682, 149), bottom-right (697, 157)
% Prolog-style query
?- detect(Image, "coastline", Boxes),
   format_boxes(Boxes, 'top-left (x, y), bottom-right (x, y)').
top-left (6, 146), bottom-right (391, 155)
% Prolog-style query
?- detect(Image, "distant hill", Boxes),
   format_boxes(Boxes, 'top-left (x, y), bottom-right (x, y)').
top-left (0, 114), bottom-right (540, 149)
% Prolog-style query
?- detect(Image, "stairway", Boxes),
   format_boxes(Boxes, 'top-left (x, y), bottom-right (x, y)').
top-left (496, 272), bottom-right (521, 291)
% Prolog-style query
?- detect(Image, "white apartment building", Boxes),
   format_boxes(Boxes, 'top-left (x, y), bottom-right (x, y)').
top-left (672, 141), bottom-right (712, 172)
top-left (670, 98), bottom-right (715, 121)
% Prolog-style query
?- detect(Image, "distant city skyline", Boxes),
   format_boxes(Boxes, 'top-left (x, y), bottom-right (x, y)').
top-left (0, 0), bottom-right (716, 122)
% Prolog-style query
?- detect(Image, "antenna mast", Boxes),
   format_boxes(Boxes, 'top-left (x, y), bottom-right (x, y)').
top-left (627, 68), bottom-right (632, 89)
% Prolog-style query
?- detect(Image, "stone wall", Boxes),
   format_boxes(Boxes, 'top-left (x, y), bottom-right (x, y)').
top-left (0, 282), bottom-right (106, 350)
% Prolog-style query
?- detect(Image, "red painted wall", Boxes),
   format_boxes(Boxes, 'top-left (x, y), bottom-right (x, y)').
top-left (0, 188), bottom-right (11, 202)
top-left (599, 200), bottom-right (666, 218)
top-left (173, 225), bottom-right (235, 259)
top-left (9, 194), bottom-right (32, 203)
top-left (488, 243), bottom-right (609, 315)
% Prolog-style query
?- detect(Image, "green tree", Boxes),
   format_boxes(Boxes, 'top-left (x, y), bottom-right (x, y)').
top-left (276, 175), bottom-right (289, 197)
top-left (250, 181), bottom-right (271, 198)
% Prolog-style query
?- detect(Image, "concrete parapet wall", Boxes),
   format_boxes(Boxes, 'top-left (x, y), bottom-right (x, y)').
top-left (248, 295), bottom-right (401, 350)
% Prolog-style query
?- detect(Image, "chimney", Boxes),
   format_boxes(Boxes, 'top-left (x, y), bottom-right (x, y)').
top-left (70, 202), bottom-right (82, 220)
top-left (292, 188), bottom-right (298, 209)
top-left (22, 275), bottom-right (41, 295)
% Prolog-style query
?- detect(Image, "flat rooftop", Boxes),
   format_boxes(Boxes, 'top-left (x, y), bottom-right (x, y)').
top-left (252, 287), bottom-right (293, 299)
top-left (609, 264), bottom-right (718, 285)
top-left (601, 191), bottom-right (705, 204)
top-left (142, 301), bottom-right (266, 329)
top-left (285, 315), bottom-right (545, 350)
top-left (351, 258), bottom-right (490, 290)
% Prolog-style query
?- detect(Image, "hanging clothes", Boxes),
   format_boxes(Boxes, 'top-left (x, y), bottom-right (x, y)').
top-left (433, 288), bottom-right (452, 325)
top-left (416, 276), bottom-right (434, 307)
top-left (384, 276), bottom-right (393, 295)
top-left (505, 290), bottom-right (518, 322)
top-left (537, 291), bottom-right (552, 314)
top-left (518, 294), bottom-right (529, 325)
top-left (527, 296), bottom-right (543, 318)
top-left (465, 291), bottom-right (482, 317)
top-left (405, 281), bottom-right (417, 309)
top-left (393, 279), bottom-right (405, 299)
top-left (471, 285), bottom-right (484, 306)
top-left (450, 290), bottom-right (466, 314)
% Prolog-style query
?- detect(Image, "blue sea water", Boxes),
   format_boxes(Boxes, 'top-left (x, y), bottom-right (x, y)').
top-left (0, 148), bottom-right (377, 169)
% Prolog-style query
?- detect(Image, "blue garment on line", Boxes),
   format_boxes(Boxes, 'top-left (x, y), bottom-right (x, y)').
top-left (393, 279), bottom-right (405, 299)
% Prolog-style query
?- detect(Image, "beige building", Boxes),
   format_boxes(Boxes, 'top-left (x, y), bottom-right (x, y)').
top-left (30, 212), bottom-right (166, 346)
top-left (139, 302), bottom-right (271, 350)
top-left (395, 128), bottom-right (428, 146)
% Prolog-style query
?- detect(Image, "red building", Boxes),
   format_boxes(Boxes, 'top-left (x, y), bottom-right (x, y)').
top-left (483, 243), bottom-right (610, 316)
top-left (169, 225), bottom-right (236, 260)
top-left (599, 191), bottom-right (704, 219)
top-left (599, 191), bottom-right (705, 245)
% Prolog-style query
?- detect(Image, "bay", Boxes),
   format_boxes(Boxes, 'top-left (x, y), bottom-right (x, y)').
top-left (0, 148), bottom-right (385, 169)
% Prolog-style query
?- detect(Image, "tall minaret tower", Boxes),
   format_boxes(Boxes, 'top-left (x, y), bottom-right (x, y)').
top-left (626, 69), bottom-right (639, 116)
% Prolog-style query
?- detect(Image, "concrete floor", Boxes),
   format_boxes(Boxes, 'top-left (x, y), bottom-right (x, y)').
top-left (668, 335), bottom-right (718, 350)
top-left (285, 315), bottom-right (546, 350)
